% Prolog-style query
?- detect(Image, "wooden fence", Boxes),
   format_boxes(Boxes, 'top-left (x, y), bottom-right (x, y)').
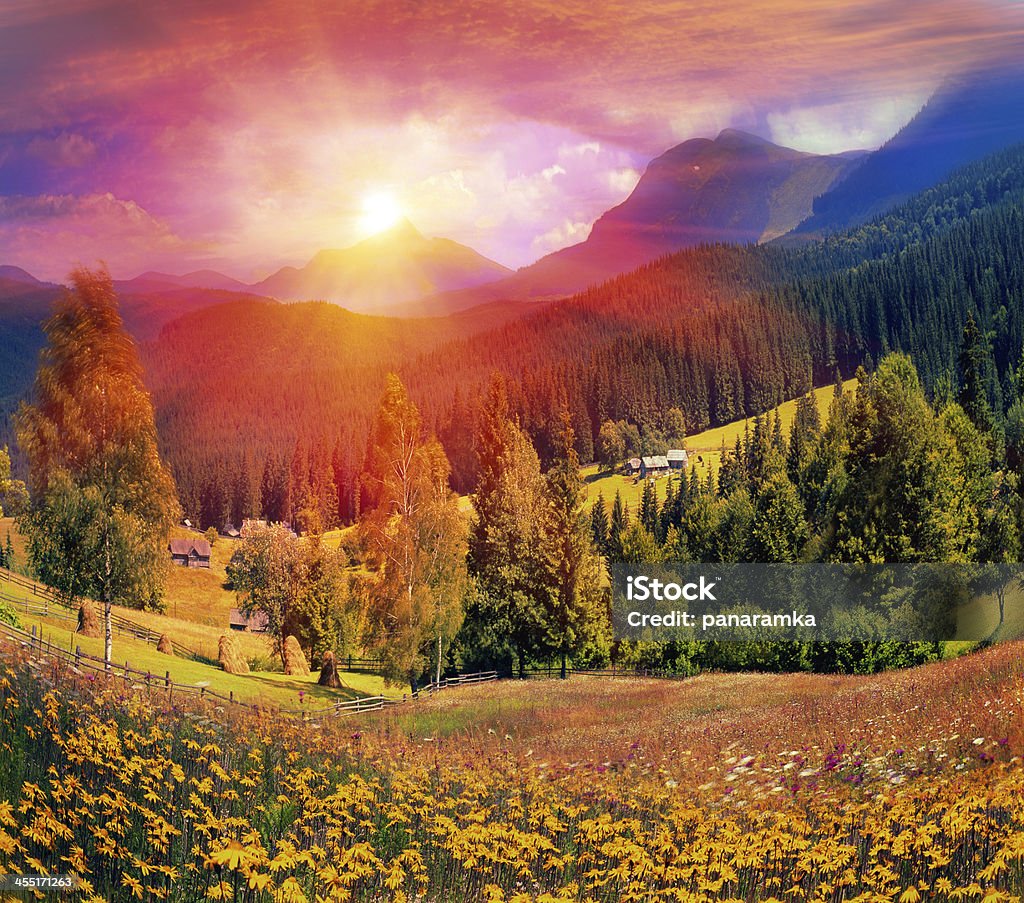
top-left (0, 566), bottom-right (394, 673)
top-left (1, 566), bottom-right (199, 659)
top-left (0, 618), bottom-right (497, 721)
top-left (0, 619), bottom-right (262, 711)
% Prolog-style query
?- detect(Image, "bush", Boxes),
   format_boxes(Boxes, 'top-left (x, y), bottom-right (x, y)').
top-left (0, 598), bottom-right (20, 629)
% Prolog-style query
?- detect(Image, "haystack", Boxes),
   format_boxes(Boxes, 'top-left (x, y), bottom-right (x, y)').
top-left (218, 634), bottom-right (249, 674)
top-left (317, 651), bottom-right (344, 688)
top-left (283, 635), bottom-right (310, 676)
top-left (77, 600), bottom-right (101, 637)
top-left (156, 634), bottom-right (173, 655)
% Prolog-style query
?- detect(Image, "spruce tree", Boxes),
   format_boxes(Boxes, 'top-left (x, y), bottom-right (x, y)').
top-left (590, 494), bottom-right (609, 556)
top-left (958, 313), bottom-right (995, 433)
top-left (543, 409), bottom-right (607, 678)
top-left (466, 373), bottom-right (551, 677)
top-left (608, 491), bottom-right (628, 561)
top-left (639, 478), bottom-right (660, 540)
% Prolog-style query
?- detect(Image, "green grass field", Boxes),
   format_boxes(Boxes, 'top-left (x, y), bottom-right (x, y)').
top-left (163, 526), bottom-right (240, 627)
top-left (0, 569), bottom-right (401, 709)
top-left (583, 378), bottom-right (858, 510)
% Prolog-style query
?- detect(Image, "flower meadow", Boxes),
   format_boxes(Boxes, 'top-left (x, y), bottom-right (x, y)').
top-left (1, 643), bottom-right (1024, 902)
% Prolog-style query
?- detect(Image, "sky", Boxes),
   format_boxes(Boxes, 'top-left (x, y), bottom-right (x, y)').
top-left (0, 0), bottom-right (1021, 281)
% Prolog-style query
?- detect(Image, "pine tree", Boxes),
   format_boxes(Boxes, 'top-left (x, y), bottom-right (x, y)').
top-left (608, 491), bottom-right (628, 561)
top-left (16, 268), bottom-right (180, 665)
top-left (639, 478), bottom-right (660, 540)
top-left (788, 390), bottom-right (822, 483)
top-left (543, 409), bottom-right (607, 678)
top-left (590, 494), bottom-right (609, 557)
top-left (466, 374), bottom-right (553, 677)
top-left (958, 313), bottom-right (995, 433)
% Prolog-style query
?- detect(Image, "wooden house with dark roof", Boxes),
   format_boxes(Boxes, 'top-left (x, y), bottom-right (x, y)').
top-left (168, 538), bottom-right (212, 568)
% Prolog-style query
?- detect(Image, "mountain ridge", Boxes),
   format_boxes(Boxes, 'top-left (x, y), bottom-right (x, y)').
top-left (250, 218), bottom-right (512, 312)
top-left (391, 130), bottom-right (861, 316)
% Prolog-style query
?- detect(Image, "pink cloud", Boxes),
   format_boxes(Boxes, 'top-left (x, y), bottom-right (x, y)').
top-left (0, 193), bottom-right (205, 281)
top-left (0, 0), bottom-right (1020, 275)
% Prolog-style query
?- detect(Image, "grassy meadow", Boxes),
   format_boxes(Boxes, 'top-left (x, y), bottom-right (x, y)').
top-left (1, 637), bottom-right (1023, 901)
top-left (0, 572), bottom-right (390, 710)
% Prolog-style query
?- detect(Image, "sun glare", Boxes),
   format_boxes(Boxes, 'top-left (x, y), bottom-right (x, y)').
top-left (359, 190), bottom-right (403, 236)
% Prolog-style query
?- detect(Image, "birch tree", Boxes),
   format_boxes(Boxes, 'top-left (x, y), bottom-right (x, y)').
top-left (16, 268), bottom-right (179, 665)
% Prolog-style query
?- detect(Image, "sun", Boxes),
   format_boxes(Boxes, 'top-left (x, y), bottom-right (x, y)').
top-left (359, 190), bottom-right (403, 236)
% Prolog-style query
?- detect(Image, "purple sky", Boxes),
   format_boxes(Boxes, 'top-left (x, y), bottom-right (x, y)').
top-left (0, 0), bottom-right (1020, 281)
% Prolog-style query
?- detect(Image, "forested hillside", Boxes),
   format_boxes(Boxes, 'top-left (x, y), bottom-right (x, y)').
top-left (423, 143), bottom-right (1024, 488)
top-left (138, 143), bottom-right (1024, 525)
top-left (791, 62), bottom-right (1024, 236)
top-left (140, 298), bottom-right (538, 525)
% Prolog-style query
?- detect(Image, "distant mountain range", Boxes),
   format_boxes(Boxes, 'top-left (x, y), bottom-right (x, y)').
top-left (5, 60), bottom-right (1024, 339)
top-left (43, 62), bottom-right (1024, 322)
top-left (108, 220), bottom-right (512, 315)
top-left (115, 270), bottom-right (251, 294)
top-left (394, 130), bottom-right (862, 315)
top-left (248, 219), bottom-right (511, 312)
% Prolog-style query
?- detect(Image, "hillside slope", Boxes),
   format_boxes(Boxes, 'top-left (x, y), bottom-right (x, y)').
top-left (2, 638), bottom-right (1023, 900)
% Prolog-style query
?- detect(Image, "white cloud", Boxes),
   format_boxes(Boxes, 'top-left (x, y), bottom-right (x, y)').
top-left (26, 131), bottom-right (97, 167)
top-left (561, 141), bottom-right (601, 157)
top-left (531, 218), bottom-right (592, 253)
top-left (766, 91), bottom-right (930, 153)
top-left (607, 166), bottom-right (640, 195)
top-left (669, 94), bottom-right (747, 143)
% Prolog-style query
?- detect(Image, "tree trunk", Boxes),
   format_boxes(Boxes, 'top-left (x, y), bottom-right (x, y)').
top-left (998, 588), bottom-right (1006, 625)
top-left (436, 632), bottom-right (442, 686)
top-left (560, 648), bottom-right (567, 680)
top-left (103, 529), bottom-right (112, 668)
top-left (104, 600), bottom-right (112, 669)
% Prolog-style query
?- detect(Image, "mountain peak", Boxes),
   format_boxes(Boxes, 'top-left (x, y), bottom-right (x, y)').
top-left (714, 128), bottom-right (774, 148)
top-left (0, 265), bottom-right (43, 286)
top-left (363, 216), bottom-right (422, 244)
top-left (254, 220), bottom-right (510, 311)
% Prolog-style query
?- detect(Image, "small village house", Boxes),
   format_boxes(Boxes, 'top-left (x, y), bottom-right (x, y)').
top-left (640, 455), bottom-right (670, 478)
top-left (229, 608), bottom-right (270, 633)
top-left (168, 538), bottom-right (212, 568)
top-left (667, 449), bottom-right (689, 470)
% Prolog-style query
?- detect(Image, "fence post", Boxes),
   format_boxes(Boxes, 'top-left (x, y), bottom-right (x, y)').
top-left (75, 645), bottom-right (81, 667)
top-left (229, 690), bottom-right (234, 704)
top-left (165, 670), bottom-right (171, 690)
